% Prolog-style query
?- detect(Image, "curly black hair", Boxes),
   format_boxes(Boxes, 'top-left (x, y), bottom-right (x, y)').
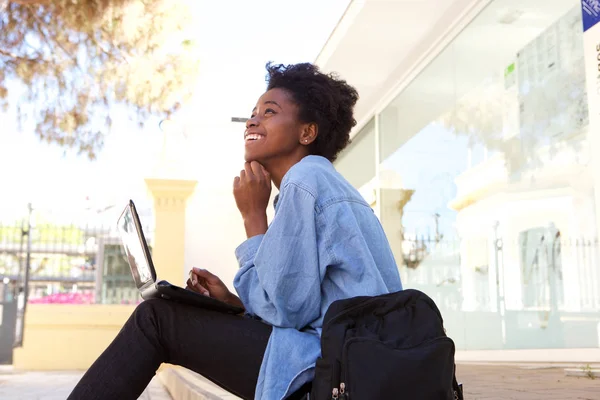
top-left (265, 62), bottom-right (359, 162)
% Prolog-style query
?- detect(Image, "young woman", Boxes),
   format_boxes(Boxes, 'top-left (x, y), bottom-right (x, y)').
top-left (68, 63), bottom-right (402, 400)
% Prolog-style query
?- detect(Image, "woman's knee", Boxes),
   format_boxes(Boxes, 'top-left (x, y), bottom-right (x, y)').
top-left (136, 298), bottom-right (166, 311)
top-left (132, 298), bottom-right (174, 327)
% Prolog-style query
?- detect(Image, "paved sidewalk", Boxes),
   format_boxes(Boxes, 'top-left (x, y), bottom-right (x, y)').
top-left (0, 369), bottom-right (171, 400)
top-left (457, 364), bottom-right (600, 399)
top-left (0, 364), bottom-right (599, 399)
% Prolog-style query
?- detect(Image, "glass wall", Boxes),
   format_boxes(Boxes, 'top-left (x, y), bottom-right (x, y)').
top-left (336, 118), bottom-right (377, 206)
top-left (343, 0), bottom-right (600, 350)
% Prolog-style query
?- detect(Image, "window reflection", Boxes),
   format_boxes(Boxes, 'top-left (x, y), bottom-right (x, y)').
top-left (350, 0), bottom-right (600, 350)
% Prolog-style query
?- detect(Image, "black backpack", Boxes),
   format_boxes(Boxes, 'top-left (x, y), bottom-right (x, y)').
top-left (309, 289), bottom-right (464, 400)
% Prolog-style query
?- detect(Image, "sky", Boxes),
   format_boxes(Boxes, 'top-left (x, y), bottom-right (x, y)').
top-left (0, 0), bottom-right (350, 223)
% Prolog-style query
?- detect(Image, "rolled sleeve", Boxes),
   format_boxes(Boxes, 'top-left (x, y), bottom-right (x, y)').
top-left (233, 182), bottom-right (321, 328)
top-left (235, 234), bottom-right (264, 266)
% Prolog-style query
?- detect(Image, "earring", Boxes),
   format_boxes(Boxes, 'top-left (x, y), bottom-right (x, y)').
top-left (304, 139), bottom-right (308, 143)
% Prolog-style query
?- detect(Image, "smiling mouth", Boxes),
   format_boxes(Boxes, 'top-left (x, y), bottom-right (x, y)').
top-left (245, 134), bottom-right (265, 142)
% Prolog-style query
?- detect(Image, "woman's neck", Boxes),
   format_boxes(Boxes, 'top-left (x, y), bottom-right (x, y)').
top-left (264, 153), bottom-right (309, 189)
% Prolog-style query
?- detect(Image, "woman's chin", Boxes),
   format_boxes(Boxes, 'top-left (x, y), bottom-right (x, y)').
top-left (244, 153), bottom-right (259, 163)
top-left (244, 150), bottom-right (264, 164)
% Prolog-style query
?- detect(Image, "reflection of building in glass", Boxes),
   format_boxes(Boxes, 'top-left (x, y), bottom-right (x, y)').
top-left (320, 0), bottom-right (600, 354)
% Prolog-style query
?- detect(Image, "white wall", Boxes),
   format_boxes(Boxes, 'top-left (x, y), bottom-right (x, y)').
top-left (181, 119), bottom-right (278, 292)
top-left (185, 193), bottom-right (245, 291)
top-left (182, 120), bottom-right (247, 290)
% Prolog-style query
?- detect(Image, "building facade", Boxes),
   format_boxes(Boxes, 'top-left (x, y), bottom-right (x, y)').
top-left (320, 0), bottom-right (600, 361)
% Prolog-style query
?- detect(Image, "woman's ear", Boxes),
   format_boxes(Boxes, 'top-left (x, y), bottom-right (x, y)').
top-left (300, 123), bottom-right (318, 145)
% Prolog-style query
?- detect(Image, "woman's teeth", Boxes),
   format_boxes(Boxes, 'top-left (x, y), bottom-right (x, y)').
top-left (246, 134), bottom-right (264, 141)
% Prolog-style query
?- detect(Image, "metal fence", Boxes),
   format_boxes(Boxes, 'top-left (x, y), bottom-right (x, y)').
top-left (399, 233), bottom-right (600, 314)
top-left (3, 204), bottom-right (598, 314)
top-left (0, 218), bottom-right (153, 305)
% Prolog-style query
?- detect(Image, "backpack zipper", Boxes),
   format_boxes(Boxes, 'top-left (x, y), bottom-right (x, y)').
top-left (331, 383), bottom-right (347, 400)
top-left (339, 382), bottom-right (348, 399)
top-left (331, 361), bottom-right (348, 399)
top-left (331, 387), bottom-right (338, 399)
top-left (331, 360), bottom-right (341, 399)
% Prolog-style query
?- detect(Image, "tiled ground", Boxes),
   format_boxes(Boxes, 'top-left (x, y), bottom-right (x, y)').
top-left (0, 368), bottom-right (171, 400)
top-left (0, 364), bottom-right (599, 399)
top-left (457, 364), bottom-right (600, 400)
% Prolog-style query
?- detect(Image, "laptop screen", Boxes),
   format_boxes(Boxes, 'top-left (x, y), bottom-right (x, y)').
top-left (117, 204), bottom-right (154, 290)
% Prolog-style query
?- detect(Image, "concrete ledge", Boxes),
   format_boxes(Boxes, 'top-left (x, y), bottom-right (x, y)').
top-left (13, 304), bottom-right (136, 371)
top-left (456, 348), bottom-right (600, 364)
top-left (564, 368), bottom-right (600, 379)
top-left (157, 366), bottom-right (241, 400)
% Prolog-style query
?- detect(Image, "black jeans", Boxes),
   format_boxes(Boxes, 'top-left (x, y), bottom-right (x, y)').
top-left (68, 298), bottom-right (273, 400)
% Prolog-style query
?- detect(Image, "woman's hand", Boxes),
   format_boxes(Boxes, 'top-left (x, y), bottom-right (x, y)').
top-left (186, 268), bottom-right (230, 301)
top-left (233, 161), bottom-right (271, 238)
top-left (186, 268), bottom-right (245, 309)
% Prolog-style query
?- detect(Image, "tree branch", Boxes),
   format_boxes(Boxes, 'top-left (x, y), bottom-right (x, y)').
top-left (28, 7), bottom-right (77, 66)
top-left (89, 33), bottom-right (129, 65)
top-left (0, 47), bottom-right (43, 62)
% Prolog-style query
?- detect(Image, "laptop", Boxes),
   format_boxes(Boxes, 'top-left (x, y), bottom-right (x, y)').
top-left (116, 199), bottom-right (244, 314)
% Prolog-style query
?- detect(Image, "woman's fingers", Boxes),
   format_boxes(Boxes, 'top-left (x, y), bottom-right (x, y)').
top-left (188, 270), bottom-right (197, 286)
top-left (192, 267), bottom-right (219, 284)
top-left (186, 273), bottom-right (209, 296)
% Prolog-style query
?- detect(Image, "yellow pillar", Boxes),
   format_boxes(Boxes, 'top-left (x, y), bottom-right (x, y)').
top-left (145, 178), bottom-right (197, 286)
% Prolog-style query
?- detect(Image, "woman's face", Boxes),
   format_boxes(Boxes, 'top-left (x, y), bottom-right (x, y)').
top-left (244, 88), bottom-right (307, 164)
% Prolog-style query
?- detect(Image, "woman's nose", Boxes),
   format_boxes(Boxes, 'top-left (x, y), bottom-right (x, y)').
top-left (246, 117), bottom-right (258, 129)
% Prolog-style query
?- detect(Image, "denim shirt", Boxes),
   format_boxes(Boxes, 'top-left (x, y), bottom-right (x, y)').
top-left (234, 155), bottom-right (402, 400)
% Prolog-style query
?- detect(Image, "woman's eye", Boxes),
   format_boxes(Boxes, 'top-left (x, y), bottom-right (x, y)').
top-left (250, 114), bottom-right (256, 119)
top-left (265, 108), bottom-right (276, 114)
